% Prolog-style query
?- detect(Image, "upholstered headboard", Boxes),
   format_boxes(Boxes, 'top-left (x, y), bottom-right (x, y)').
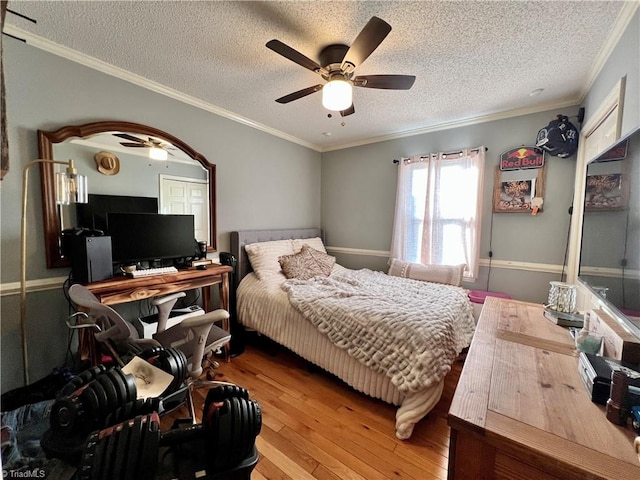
top-left (229, 228), bottom-right (323, 289)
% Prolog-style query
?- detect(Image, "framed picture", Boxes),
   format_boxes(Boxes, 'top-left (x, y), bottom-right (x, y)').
top-left (493, 165), bottom-right (546, 213)
top-left (585, 173), bottom-right (626, 211)
top-left (496, 179), bottom-right (534, 212)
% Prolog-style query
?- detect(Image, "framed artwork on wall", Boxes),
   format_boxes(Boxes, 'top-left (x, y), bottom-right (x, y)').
top-left (493, 164), bottom-right (546, 213)
top-left (495, 179), bottom-right (535, 212)
top-left (584, 173), bottom-right (626, 211)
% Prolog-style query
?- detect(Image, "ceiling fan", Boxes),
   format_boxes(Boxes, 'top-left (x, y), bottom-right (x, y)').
top-left (267, 16), bottom-right (415, 117)
top-left (113, 133), bottom-right (176, 157)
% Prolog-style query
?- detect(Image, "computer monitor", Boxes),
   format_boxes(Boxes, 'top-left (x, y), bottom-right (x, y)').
top-left (107, 213), bottom-right (196, 264)
top-left (77, 194), bottom-right (158, 232)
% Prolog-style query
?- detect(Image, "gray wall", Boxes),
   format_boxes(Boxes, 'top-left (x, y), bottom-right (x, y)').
top-left (321, 10), bottom-right (640, 307)
top-left (582, 10), bottom-right (639, 138)
top-left (321, 108), bottom-right (579, 302)
top-left (1, 40), bottom-right (321, 392)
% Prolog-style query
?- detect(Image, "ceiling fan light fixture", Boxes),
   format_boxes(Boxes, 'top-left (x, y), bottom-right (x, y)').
top-left (322, 78), bottom-right (352, 111)
top-left (149, 147), bottom-right (168, 160)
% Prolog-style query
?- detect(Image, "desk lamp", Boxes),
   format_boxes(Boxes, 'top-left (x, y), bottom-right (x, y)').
top-left (21, 159), bottom-right (87, 385)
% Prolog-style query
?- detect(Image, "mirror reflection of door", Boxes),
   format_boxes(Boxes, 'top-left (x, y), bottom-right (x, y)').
top-left (159, 175), bottom-right (210, 243)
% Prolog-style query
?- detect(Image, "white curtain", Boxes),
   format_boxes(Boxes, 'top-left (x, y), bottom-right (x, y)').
top-left (390, 147), bottom-right (485, 280)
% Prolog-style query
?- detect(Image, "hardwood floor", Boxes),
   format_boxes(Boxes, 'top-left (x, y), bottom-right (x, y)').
top-left (162, 337), bottom-right (463, 480)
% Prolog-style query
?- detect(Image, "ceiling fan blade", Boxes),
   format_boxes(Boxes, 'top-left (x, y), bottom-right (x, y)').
top-left (340, 104), bottom-right (355, 117)
top-left (120, 142), bottom-right (147, 148)
top-left (341, 17), bottom-right (392, 72)
top-left (353, 74), bottom-right (416, 90)
top-left (113, 133), bottom-right (144, 143)
top-left (266, 39), bottom-right (322, 73)
top-left (276, 84), bottom-right (323, 104)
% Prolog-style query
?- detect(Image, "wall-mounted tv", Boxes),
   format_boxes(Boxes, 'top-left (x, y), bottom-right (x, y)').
top-left (76, 194), bottom-right (158, 232)
top-left (107, 213), bottom-right (196, 264)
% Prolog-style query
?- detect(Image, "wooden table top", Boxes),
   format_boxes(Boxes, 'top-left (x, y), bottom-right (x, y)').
top-left (84, 263), bottom-right (232, 305)
top-left (449, 297), bottom-right (640, 479)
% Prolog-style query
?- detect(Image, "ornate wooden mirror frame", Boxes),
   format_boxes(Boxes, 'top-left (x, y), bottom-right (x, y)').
top-left (38, 121), bottom-right (217, 268)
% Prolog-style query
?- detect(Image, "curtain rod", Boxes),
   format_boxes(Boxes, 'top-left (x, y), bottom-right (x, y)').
top-left (393, 146), bottom-right (488, 164)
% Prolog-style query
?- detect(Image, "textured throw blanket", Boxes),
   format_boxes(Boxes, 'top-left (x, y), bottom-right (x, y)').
top-left (282, 269), bottom-right (475, 394)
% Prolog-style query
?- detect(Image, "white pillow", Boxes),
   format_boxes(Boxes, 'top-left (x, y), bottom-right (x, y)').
top-left (292, 237), bottom-right (326, 253)
top-left (388, 259), bottom-right (465, 287)
top-left (245, 239), bottom-right (295, 280)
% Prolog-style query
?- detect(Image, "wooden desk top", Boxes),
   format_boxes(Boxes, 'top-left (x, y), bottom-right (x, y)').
top-left (85, 264), bottom-right (232, 306)
top-left (448, 297), bottom-right (640, 479)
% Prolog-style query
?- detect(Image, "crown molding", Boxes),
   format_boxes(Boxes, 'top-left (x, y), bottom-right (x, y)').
top-left (319, 98), bottom-right (581, 152)
top-left (3, 24), bottom-right (321, 152)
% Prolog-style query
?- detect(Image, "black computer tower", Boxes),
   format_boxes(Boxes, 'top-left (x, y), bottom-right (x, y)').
top-left (69, 236), bottom-right (113, 283)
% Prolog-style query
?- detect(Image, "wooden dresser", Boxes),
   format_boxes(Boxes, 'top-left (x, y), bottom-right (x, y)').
top-left (448, 297), bottom-right (640, 479)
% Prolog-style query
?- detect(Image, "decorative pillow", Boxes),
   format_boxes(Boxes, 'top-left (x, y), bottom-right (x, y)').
top-left (387, 259), bottom-right (465, 287)
top-left (279, 245), bottom-right (336, 280)
top-left (244, 239), bottom-right (295, 280)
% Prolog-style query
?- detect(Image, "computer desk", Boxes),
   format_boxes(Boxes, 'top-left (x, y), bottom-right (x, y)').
top-left (84, 263), bottom-right (233, 362)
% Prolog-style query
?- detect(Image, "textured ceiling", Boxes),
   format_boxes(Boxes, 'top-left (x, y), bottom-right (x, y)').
top-left (3, 1), bottom-right (636, 151)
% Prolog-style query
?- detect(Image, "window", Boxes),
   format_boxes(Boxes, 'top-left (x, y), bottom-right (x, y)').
top-left (390, 148), bottom-right (485, 280)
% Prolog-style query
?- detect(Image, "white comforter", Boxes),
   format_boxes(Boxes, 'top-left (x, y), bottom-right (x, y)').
top-left (282, 269), bottom-right (475, 394)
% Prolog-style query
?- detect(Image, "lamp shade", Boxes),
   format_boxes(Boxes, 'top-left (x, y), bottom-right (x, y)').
top-left (322, 79), bottom-right (352, 111)
top-left (56, 170), bottom-right (88, 204)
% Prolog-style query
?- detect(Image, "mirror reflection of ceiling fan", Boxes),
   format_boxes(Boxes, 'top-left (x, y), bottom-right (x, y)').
top-left (113, 133), bottom-right (176, 157)
top-left (267, 16), bottom-right (416, 117)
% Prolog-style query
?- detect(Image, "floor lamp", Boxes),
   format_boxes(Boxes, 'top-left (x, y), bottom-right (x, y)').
top-left (21, 159), bottom-right (87, 385)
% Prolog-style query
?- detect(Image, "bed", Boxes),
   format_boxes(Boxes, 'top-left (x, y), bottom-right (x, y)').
top-left (230, 228), bottom-right (475, 439)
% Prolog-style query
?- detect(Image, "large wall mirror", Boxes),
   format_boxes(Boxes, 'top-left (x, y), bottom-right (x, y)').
top-left (578, 124), bottom-right (640, 337)
top-left (38, 121), bottom-right (216, 268)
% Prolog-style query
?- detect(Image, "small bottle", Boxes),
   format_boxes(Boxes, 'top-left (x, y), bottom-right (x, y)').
top-left (606, 370), bottom-right (629, 426)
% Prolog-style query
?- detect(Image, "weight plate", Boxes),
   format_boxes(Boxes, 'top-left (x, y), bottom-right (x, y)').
top-left (112, 419), bottom-right (132, 480)
top-left (100, 425), bottom-right (118, 480)
top-left (89, 379), bottom-right (108, 421)
top-left (105, 368), bottom-right (127, 407)
top-left (138, 415), bottom-right (160, 480)
top-left (81, 386), bottom-right (100, 425)
top-left (121, 371), bottom-right (138, 403)
top-left (124, 416), bottom-right (143, 480)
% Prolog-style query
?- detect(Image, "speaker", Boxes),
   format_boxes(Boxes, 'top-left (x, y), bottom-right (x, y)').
top-left (197, 241), bottom-right (208, 259)
top-left (69, 236), bottom-right (113, 283)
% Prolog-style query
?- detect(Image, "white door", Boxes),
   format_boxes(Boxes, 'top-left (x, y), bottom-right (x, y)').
top-left (159, 175), bottom-right (210, 243)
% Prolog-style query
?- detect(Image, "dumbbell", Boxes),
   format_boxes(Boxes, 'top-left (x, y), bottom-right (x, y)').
top-left (77, 412), bottom-right (160, 480)
top-left (50, 366), bottom-right (137, 436)
top-left (77, 385), bottom-right (262, 479)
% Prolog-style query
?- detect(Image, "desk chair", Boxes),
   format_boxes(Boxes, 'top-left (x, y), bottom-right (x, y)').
top-left (69, 284), bottom-right (230, 374)
top-left (68, 284), bottom-right (231, 420)
top-left (147, 291), bottom-right (229, 376)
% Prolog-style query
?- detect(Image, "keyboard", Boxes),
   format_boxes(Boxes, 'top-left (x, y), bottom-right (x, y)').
top-left (128, 266), bottom-right (178, 278)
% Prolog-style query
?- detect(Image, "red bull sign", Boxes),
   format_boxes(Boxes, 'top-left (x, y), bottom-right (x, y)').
top-left (500, 146), bottom-right (545, 171)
